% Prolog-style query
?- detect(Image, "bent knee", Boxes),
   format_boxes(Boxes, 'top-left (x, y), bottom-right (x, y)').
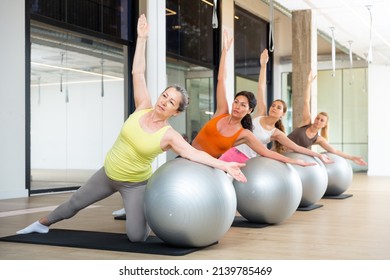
top-left (127, 231), bottom-right (148, 242)
top-left (126, 226), bottom-right (150, 242)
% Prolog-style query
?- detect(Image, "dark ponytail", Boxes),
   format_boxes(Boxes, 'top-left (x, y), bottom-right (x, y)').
top-left (241, 114), bottom-right (254, 131)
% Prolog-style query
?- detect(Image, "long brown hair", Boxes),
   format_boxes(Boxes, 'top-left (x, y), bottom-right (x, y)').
top-left (272, 99), bottom-right (287, 153)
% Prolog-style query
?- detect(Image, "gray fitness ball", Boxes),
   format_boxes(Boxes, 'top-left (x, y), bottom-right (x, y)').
top-left (233, 156), bottom-right (302, 224)
top-left (284, 152), bottom-right (328, 207)
top-left (322, 152), bottom-right (353, 196)
top-left (144, 157), bottom-right (237, 247)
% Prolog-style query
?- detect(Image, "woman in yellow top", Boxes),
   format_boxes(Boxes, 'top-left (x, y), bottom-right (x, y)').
top-left (16, 14), bottom-right (246, 242)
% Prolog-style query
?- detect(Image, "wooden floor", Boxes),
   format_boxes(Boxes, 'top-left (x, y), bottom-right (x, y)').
top-left (1, 173), bottom-right (390, 260)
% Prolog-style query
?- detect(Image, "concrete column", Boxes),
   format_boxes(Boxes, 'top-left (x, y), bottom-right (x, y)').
top-left (291, 9), bottom-right (317, 129)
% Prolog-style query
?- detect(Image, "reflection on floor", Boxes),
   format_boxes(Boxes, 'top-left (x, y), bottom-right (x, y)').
top-left (31, 169), bottom-right (97, 191)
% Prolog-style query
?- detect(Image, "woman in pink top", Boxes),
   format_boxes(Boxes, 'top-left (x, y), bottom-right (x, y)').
top-left (220, 49), bottom-right (332, 164)
top-left (191, 30), bottom-right (316, 167)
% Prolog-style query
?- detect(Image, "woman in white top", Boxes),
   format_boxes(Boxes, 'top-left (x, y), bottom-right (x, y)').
top-left (219, 49), bottom-right (332, 164)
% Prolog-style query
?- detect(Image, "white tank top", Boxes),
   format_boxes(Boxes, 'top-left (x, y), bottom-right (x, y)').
top-left (236, 116), bottom-right (276, 158)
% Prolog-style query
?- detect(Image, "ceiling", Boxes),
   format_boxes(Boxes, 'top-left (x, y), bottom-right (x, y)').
top-left (271, 0), bottom-right (390, 65)
top-left (31, 0), bottom-right (390, 88)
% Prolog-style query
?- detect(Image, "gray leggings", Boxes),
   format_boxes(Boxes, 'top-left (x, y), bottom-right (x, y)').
top-left (47, 167), bottom-right (150, 242)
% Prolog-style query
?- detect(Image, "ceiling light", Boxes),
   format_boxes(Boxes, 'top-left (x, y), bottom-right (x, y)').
top-left (166, 8), bottom-right (176, 16)
top-left (330, 27), bottom-right (336, 77)
top-left (366, 5), bottom-right (373, 63)
top-left (31, 62), bottom-right (123, 80)
top-left (201, 0), bottom-right (214, 6)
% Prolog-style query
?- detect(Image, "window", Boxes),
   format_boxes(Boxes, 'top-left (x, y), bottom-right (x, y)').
top-left (30, 0), bottom-right (131, 41)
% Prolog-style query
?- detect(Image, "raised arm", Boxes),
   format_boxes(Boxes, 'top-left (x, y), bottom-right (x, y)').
top-left (316, 137), bottom-right (368, 166)
top-left (132, 14), bottom-right (152, 111)
top-left (163, 129), bottom-right (247, 182)
top-left (272, 129), bottom-right (333, 164)
top-left (253, 49), bottom-right (269, 118)
top-left (214, 29), bottom-right (233, 117)
top-left (300, 70), bottom-right (317, 126)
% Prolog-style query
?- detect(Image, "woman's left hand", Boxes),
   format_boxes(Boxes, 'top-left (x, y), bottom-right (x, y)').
top-left (352, 156), bottom-right (368, 166)
top-left (225, 162), bottom-right (247, 182)
top-left (319, 154), bottom-right (334, 164)
top-left (137, 14), bottom-right (149, 38)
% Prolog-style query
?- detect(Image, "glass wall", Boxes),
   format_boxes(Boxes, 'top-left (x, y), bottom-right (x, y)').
top-left (165, 0), bottom-right (216, 160)
top-left (318, 68), bottom-right (368, 172)
top-left (166, 0), bottom-right (215, 65)
top-left (28, 0), bottom-right (134, 193)
top-left (234, 5), bottom-right (270, 107)
top-left (30, 0), bottom-right (131, 41)
top-left (30, 22), bottom-right (125, 192)
top-left (281, 68), bottom-right (368, 172)
top-left (234, 6), bottom-right (269, 82)
top-left (166, 60), bottom-right (214, 161)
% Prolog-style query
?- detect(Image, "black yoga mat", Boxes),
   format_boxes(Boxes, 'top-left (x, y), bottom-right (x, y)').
top-left (297, 203), bottom-right (324, 211)
top-left (322, 193), bottom-right (353, 199)
top-left (231, 216), bottom-right (270, 228)
top-left (0, 229), bottom-right (213, 256)
top-left (115, 215), bottom-right (269, 228)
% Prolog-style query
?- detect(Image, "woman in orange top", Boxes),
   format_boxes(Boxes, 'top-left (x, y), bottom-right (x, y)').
top-left (191, 30), bottom-right (314, 167)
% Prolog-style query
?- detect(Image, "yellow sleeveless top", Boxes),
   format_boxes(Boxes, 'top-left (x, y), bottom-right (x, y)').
top-left (104, 109), bottom-right (170, 182)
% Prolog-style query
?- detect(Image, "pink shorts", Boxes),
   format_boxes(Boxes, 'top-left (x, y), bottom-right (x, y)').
top-left (219, 147), bottom-right (250, 163)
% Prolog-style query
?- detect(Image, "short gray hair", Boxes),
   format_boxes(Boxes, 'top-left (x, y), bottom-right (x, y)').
top-left (164, 84), bottom-right (189, 112)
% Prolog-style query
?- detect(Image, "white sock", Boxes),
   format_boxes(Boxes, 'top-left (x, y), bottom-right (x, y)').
top-left (16, 221), bottom-right (49, 234)
top-left (112, 208), bottom-right (125, 217)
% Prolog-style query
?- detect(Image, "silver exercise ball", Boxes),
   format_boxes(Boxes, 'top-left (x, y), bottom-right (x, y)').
top-left (144, 157), bottom-right (237, 247)
top-left (284, 152), bottom-right (328, 207)
top-left (322, 152), bottom-right (353, 196)
top-left (233, 156), bottom-right (302, 224)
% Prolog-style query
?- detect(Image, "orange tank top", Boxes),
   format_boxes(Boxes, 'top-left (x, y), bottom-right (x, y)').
top-left (193, 114), bottom-right (243, 158)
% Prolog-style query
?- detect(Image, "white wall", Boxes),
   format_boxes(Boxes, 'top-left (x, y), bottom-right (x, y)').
top-left (367, 64), bottom-right (390, 176)
top-left (0, 0), bottom-right (28, 199)
top-left (145, 0), bottom-right (168, 171)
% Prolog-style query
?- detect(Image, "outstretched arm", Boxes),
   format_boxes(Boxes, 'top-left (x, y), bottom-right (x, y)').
top-left (316, 137), bottom-right (367, 166)
top-left (240, 131), bottom-right (316, 167)
top-left (163, 129), bottom-right (247, 182)
top-left (253, 49), bottom-right (269, 118)
top-left (132, 14), bottom-right (152, 111)
top-left (301, 70), bottom-right (317, 126)
top-left (272, 130), bottom-right (333, 164)
top-left (214, 29), bottom-right (233, 117)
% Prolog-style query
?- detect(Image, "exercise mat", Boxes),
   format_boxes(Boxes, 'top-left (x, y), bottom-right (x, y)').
top-left (115, 215), bottom-right (270, 229)
top-left (322, 193), bottom-right (353, 199)
top-left (297, 203), bottom-right (324, 211)
top-left (0, 229), bottom-right (215, 256)
top-left (231, 216), bottom-right (270, 228)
